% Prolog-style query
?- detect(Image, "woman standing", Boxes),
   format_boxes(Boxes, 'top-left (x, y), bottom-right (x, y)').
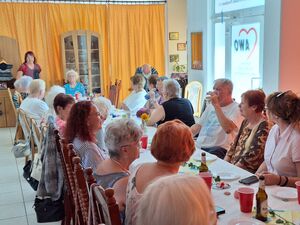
top-left (224, 90), bottom-right (270, 173)
top-left (17, 51), bottom-right (41, 79)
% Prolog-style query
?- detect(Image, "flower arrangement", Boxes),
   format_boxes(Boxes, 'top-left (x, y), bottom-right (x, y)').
top-left (140, 113), bottom-right (150, 122)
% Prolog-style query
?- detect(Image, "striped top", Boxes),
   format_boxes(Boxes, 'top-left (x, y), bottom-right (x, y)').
top-left (73, 137), bottom-right (108, 171)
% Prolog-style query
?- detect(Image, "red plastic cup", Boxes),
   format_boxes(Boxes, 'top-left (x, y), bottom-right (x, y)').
top-left (295, 181), bottom-right (300, 205)
top-left (199, 172), bottom-right (213, 191)
top-left (237, 187), bottom-right (254, 213)
top-left (140, 135), bottom-right (148, 149)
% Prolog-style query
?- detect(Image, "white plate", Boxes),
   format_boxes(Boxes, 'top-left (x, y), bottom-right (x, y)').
top-left (270, 187), bottom-right (298, 200)
top-left (215, 172), bottom-right (240, 181)
top-left (228, 217), bottom-right (265, 225)
top-left (193, 152), bottom-right (218, 162)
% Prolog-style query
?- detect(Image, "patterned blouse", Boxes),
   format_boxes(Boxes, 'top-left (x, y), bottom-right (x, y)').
top-left (226, 119), bottom-right (270, 173)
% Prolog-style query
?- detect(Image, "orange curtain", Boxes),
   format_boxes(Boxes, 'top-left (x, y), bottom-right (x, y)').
top-left (0, 3), bottom-right (165, 100)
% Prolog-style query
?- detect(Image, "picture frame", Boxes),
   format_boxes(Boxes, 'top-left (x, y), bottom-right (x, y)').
top-left (177, 43), bottom-right (186, 51)
top-left (169, 54), bottom-right (179, 63)
top-left (169, 32), bottom-right (179, 40)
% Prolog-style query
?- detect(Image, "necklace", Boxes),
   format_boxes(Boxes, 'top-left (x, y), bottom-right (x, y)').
top-left (111, 158), bottom-right (130, 174)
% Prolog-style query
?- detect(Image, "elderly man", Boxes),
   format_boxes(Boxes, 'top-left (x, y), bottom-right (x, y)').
top-left (135, 64), bottom-right (158, 90)
top-left (191, 78), bottom-right (243, 159)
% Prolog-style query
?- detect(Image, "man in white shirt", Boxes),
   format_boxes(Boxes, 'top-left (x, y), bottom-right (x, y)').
top-left (191, 78), bottom-right (243, 159)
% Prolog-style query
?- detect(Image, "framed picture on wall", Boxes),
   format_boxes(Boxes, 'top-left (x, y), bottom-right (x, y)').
top-left (170, 54), bottom-right (179, 62)
top-left (177, 43), bottom-right (186, 51)
top-left (169, 32), bottom-right (179, 40)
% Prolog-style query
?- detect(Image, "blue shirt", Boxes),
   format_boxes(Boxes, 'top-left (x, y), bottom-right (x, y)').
top-left (64, 82), bottom-right (86, 97)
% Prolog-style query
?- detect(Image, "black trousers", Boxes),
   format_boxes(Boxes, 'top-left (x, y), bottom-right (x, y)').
top-left (201, 146), bottom-right (227, 159)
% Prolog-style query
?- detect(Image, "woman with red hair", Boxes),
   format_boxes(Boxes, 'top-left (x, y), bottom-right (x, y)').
top-left (65, 101), bottom-right (108, 170)
top-left (125, 119), bottom-right (195, 225)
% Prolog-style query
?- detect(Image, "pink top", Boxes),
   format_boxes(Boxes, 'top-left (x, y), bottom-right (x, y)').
top-left (55, 117), bottom-right (66, 137)
top-left (264, 124), bottom-right (300, 177)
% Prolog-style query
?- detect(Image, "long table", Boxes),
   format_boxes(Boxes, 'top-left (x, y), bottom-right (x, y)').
top-left (131, 126), bottom-right (300, 225)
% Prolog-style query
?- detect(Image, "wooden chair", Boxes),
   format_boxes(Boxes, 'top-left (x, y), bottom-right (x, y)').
top-left (108, 80), bottom-right (121, 107)
top-left (55, 131), bottom-right (75, 225)
top-left (72, 157), bottom-right (92, 225)
top-left (184, 81), bottom-right (203, 117)
top-left (90, 185), bottom-right (122, 225)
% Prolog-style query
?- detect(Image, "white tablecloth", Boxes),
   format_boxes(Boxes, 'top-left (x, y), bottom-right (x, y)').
top-left (131, 128), bottom-right (300, 225)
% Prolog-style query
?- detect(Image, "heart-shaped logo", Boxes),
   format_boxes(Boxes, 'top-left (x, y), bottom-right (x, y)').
top-left (239, 27), bottom-right (257, 59)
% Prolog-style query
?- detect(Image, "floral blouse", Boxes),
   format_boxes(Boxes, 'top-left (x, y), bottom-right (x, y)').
top-left (226, 119), bottom-right (270, 173)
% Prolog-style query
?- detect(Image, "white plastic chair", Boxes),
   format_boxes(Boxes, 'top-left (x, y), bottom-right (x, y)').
top-left (184, 81), bottom-right (203, 117)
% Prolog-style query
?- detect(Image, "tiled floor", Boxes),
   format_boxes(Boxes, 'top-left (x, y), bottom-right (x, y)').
top-left (0, 128), bottom-right (60, 225)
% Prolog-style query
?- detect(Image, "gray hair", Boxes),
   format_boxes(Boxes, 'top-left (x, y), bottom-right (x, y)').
top-left (104, 119), bottom-right (143, 158)
top-left (66, 69), bottom-right (79, 81)
top-left (45, 85), bottom-right (66, 115)
top-left (163, 79), bottom-right (180, 98)
top-left (93, 96), bottom-right (112, 119)
top-left (157, 76), bottom-right (168, 82)
top-left (214, 78), bottom-right (233, 94)
top-left (14, 76), bottom-right (33, 92)
top-left (29, 79), bottom-right (46, 96)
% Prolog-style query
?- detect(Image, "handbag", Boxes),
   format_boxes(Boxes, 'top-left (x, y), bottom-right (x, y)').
top-left (23, 160), bottom-right (39, 191)
top-left (34, 196), bottom-right (64, 223)
top-left (12, 140), bottom-right (31, 158)
top-left (31, 153), bottom-right (42, 181)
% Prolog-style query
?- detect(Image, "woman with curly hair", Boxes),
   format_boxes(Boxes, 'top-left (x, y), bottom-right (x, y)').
top-left (125, 119), bottom-right (195, 225)
top-left (64, 101), bottom-right (108, 170)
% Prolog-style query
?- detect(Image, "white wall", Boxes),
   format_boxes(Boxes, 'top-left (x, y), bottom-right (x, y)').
top-left (187, 0), bottom-right (212, 97)
top-left (167, 0), bottom-right (187, 74)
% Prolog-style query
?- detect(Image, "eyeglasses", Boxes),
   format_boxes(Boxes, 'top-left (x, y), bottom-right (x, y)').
top-left (121, 141), bottom-right (141, 149)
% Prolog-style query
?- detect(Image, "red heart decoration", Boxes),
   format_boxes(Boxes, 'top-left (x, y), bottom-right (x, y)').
top-left (239, 27), bottom-right (257, 59)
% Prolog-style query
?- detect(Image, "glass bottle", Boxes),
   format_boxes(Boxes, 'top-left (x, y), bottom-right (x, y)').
top-left (199, 152), bottom-right (208, 173)
top-left (255, 176), bottom-right (268, 222)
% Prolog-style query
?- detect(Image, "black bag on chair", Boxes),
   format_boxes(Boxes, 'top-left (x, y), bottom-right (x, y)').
top-left (23, 160), bottom-right (39, 191)
top-left (34, 196), bottom-right (64, 223)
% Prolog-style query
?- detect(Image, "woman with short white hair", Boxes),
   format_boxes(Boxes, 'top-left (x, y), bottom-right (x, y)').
top-left (20, 79), bottom-right (49, 124)
top-left (44, 85), bottom-right (65, 116)
top-left (136, 174), bottom-right (217, 225)
top-left (95, 118), bottom-right (142, 219)
top-left (147, 79), bottom-right (195, 127)
top-left (64, 69), bottom-right (86, 97)
top-left (12, 76), bottom-right (33, 108)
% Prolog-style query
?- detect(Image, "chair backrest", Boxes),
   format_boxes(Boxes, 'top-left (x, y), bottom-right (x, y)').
top-left (72, 156), bottom-right (90, 225)
top-left (30, 118), bottom-right (42, 153)
top-left (184, 81), bottom-right (203, 117)
top-left (108, 80), bottom-right (121, 107)
top-left (90, 185), bottom-right (121, 225)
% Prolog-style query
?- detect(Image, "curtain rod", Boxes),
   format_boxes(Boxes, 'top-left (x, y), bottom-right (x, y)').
top-left (3, 0), bottom-right (166, 3)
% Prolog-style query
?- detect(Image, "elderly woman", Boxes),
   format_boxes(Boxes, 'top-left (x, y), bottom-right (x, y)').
top-left (64, 69), bottom-right (86, 97)
top-left (224, 90), bottom-right (270, 173)
top-left (125, 119), bottom-right (195, 225)
top-left (95, 119), bottom-right (142, 218)
top-left (44, 85), bottom-right (65, 116)
top-left (256, 91), bottom-right (300, 187)
top-left (136, 174), bottom-right (217, 225)
top-left (93, 96), bottom-right (112, 150)
top-left (147, 79), bottom-right (195, 127)
top-left (65, 101), bottom-right (108, 170)
top-left (19, 79), bottom-right (49, 124)
top-left (53, 93), bottom-right (75, 136)
top-left (12, 76), bottom-right (33, 108)
top-left (121, 74), bottom-right (147, 114)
